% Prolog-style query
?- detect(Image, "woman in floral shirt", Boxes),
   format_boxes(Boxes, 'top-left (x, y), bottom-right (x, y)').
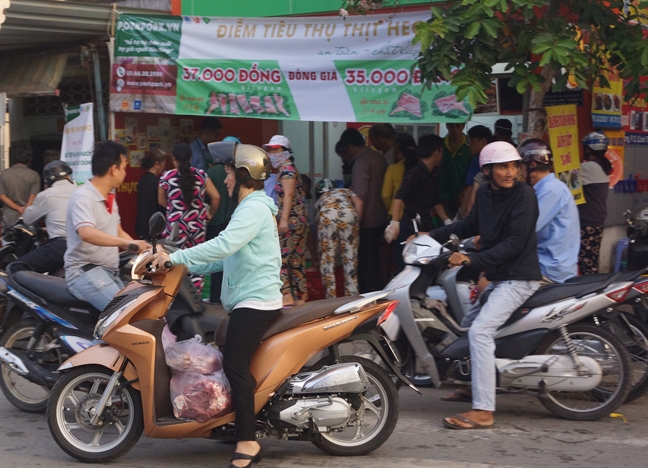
top-left (315, 179), bottom-right (363, 298)
top-left (263, 135), bottom-right (309, 306)
top-left (158, 142), bottom-right (219, 290)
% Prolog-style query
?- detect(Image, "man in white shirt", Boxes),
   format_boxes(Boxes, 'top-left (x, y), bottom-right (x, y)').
top-left (17, 161), bottom-right (78, 273)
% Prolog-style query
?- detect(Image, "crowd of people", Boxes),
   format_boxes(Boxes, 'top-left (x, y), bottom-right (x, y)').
top-left (0, 120), bottom-right (615, 305)
top-left (0, 118), bottom-right (617, 465)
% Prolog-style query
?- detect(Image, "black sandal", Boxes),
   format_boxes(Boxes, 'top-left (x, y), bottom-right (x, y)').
top-left (228, 450), bottom-right (262, 468)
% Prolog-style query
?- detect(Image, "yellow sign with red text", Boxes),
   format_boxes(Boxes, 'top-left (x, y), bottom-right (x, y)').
top-left (546, 105), bottom-right (585, 205)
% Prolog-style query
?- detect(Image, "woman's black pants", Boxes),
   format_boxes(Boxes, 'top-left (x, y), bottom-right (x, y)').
top-left (223, 307), bottom-right (280, 441)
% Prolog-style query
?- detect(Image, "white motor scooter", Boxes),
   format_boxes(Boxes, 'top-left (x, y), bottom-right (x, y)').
top-left (380, 229), bottom-right (636, 420)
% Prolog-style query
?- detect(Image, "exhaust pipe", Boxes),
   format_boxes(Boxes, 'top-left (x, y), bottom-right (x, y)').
top-left (0, 346), bottom-right (29, 374)
top-left (0, 346), bottom-right (58, 387)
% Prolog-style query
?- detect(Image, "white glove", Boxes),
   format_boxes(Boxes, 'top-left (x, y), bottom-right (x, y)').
top-left (443, 218), bottom-right (453, 226)
top-left (384, 220), bottom-right (400, 244)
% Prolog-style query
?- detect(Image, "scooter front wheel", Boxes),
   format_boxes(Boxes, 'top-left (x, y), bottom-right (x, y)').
top-left (47, 365), bottom-right (143, 463)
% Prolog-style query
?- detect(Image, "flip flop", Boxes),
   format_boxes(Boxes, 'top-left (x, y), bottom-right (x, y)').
top-left (441, 389), bottom-right (472, 402)
top-left (442, 415), bottom-right (494, 430)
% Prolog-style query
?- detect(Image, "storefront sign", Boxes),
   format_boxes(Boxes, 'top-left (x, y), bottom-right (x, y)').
top-left (110, 12), bottom-right (473, 123)
top-left (625, 132), bottom-right (648, 145)
top-left (622, 77), bottom-right (648, 138)
top-left (604, 130), bottom-right (625, 187)
top-left (591, 65), bottom-right (623, 128)
top-left (542, 89), bottom-right (583, 107)
top-left (546, 104), bottom-right (585, 204)
top-left (61, 103), bottom-right (94, 184)
top-left (614, 174), bottom-right (648, 194)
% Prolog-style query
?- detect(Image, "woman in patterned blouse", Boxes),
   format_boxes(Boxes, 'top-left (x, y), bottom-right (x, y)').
top-left (263, 135), bottom-right (309, 307)
top-left (158, 142), bottom-right (220, 290)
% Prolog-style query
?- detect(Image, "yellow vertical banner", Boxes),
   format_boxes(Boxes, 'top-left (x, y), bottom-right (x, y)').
top-left (604, 130), bottom-right (625, 187)
top-left (591, 61), bottom-right (623, 128)
top-left (546, 104), bottom-right (585, 204)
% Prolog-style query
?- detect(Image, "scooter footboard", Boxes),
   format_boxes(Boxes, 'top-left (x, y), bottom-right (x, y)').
top-left (58, 344), bottom-right (140, 390)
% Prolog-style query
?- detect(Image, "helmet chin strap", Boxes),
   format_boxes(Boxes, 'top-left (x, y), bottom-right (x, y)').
top-left (227, 173), bottom-right (252, 218)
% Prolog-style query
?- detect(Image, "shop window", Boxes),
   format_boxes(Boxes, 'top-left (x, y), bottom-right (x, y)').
top-left (23, 81), bottom-right (108, 117)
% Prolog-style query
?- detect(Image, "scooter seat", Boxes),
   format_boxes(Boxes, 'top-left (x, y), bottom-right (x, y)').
top-left (12, 270), bottom-right (97, 310)
top-left (480, 281), bottom-right (599, 308)
top-left (214, 295), bottom-right (360, 346)
top-left (565, 270), bottom-right (643, 284)
top-left (520, 282), bottom-right (603, 309)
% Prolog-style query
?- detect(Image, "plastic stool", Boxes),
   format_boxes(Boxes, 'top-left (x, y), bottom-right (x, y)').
top-left (614, 238), bottom-right (630, 272)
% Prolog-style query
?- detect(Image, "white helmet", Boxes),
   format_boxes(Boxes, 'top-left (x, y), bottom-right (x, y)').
top-left (479, 141), bottom-right (522, 168)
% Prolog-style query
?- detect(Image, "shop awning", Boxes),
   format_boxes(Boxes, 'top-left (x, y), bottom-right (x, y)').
top-left (0, 0), bottom-right (116, 53)
top-left (0, 52), bottom-right (69, 96)
top-left (0, 1), bottom-right (170, 96)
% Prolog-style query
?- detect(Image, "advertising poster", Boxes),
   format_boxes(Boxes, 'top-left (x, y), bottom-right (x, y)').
top-left (61, 103), bottom-right (94, 184)
top-left (546, 104), bottom-right (585, 204)
top-left (622, 77), bottom-right (648, 146)
top-left (604, 130), bottom-right (625, 187)
top-left (110, 13), bottom-right (473, 123)
top-left (591, 64), bottom-right (623, 128)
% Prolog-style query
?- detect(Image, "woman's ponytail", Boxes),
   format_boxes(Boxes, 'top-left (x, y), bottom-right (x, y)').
top-left (172, 143), bottom-right (195, 206)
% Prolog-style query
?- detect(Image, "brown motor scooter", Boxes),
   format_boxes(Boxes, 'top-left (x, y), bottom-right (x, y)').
top-left (46, 213), bottom-right (416, 463)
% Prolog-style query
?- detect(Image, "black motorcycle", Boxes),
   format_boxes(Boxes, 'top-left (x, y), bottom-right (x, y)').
top-left (0, 220), bottom-right (48, 270)
top-left (624, 208), bottom-right (648, 272)
top-left (0, 245), bottom-right (221, 413)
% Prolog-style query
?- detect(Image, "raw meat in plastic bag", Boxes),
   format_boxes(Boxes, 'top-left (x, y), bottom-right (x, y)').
top-left (165, 335), bottom-right (223, 374)
top-left (170, 371), bottom-right (232, 422)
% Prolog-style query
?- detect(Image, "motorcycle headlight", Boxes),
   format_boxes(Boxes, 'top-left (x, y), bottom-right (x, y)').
top-left (413, 257), bottom-right (433, 265)
top-left (93, 299), bottom-right (136, 339)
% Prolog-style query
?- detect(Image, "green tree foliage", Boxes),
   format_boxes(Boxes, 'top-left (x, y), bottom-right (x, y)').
top-left (412, 0), bottom-right (648, 107)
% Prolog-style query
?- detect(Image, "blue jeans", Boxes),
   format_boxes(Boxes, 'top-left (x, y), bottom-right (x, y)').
top-left (462, 280), bottom-right (540, 412)
top-left (67, 266), bottom-right (124, 311)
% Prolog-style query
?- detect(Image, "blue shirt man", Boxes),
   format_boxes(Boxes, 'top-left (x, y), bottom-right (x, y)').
top-left (520, 139), bottom-right (579, 283)
top-left (534, 173), bottom-right (580, 282)
top-left (189, 117), bottom-right (222, 170)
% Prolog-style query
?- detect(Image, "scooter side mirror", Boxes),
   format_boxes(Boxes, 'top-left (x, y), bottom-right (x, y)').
top-left (412, 214), bottom-right (421, 236)
top-left (148, 212), bottom-right (166, 241)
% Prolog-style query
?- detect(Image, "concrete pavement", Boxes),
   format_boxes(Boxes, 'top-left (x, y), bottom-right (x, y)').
top-left (1, 383), bottom-right (646, 468)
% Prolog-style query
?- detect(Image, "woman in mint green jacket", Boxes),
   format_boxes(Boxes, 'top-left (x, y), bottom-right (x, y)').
top-left (154, 142), bottom-right (279, 468)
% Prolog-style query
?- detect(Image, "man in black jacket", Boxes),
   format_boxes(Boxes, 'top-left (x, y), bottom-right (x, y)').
top-left (430, 141), bottom-right (541, 430)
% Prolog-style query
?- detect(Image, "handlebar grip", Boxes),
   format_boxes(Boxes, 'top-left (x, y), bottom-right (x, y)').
top-left (164, 261), bottom-right (173, 269)
top-left (461, 260), bottom-right (469, 266)
top-left (127, 243), bottom-right (139, 252)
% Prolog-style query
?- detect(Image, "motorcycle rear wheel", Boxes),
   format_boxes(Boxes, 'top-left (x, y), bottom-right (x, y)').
top-left (312, 356), bottom-right (399, 456)
top-left (47, 365), bottom-right (144, 463)
top-left (535, 323), bottom-right (631, 421)
top-left (0, 319), bottom-right (59, 413)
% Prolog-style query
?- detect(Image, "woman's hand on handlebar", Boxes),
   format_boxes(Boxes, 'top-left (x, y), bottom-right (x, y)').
top-left (448, 252), bottom-right (471, 267)
top-left (150, 247), bottom-right (172, 273)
